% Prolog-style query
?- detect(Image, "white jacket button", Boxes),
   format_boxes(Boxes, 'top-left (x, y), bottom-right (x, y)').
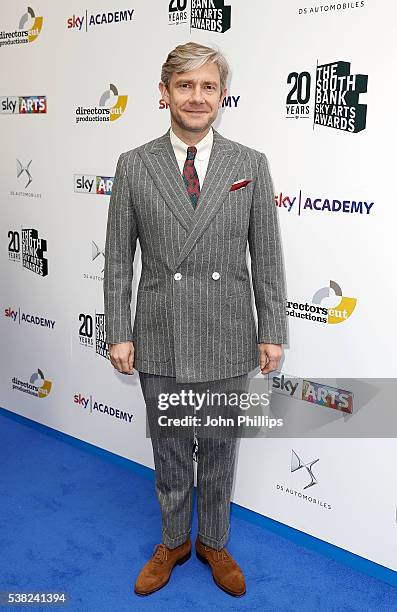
top-left (174, 272), bottom-right (182, 280)
top-left (212, 271), bottom-right (220, 280)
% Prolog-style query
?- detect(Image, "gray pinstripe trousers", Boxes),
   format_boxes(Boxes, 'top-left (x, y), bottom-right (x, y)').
top-left (139, 371), bottom-right (249, 550)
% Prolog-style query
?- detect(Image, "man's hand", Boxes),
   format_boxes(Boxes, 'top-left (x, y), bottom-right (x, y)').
top-left (258, 343), bottom-right (283, 375)
top-left (108, 341), bottom-right (135, 375)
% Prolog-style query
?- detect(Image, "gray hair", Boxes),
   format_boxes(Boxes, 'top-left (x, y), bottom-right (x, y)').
top-left (161, 41), bottom-right (229, 91)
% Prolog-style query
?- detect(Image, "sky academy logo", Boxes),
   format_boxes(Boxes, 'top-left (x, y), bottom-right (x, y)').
top-left (275, 189), bottom-right (374, 216)
top-left (286, 59), bottom-right (367, 133)
top-left (168, 0), bottom-right (231, 32)
top-left (159, 93), bottom-right (240, 110)
top-left (75, 84), bottom-right (127, 123)
top-left (73, 392), bottom-right (133, 424)
top-left (0, 6), bottom-right (43, 48)
top-left (67, 8), bottom-right (134, 32)
top-left (4, 306), bottom-right (55, 331)
top-left (287, 279), bottom-right (357, 325)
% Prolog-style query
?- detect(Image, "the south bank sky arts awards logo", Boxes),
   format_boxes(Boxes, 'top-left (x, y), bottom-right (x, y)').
top-left (78, 311), bottom-right (108, 359)
top-left (75, 84), bottom-right (127, 123)
top-left (287, 279), bottom-right (357, 325)
top-left (0, 6), bottom-right (43, 48)
top-left (286, 59), bottom-right (368, 133)
top-left (12, 368), bottom-right (52, 399)
top-left (8, 227), bottom-right (48, 277)
top-left (168, 0), bottom-right (231, 32)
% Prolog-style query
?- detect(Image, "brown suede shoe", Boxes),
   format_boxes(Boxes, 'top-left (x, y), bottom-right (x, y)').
top-left (195, 536), bottom-right (246, 596)
top-left (134, 538), bottom-right (191, 596)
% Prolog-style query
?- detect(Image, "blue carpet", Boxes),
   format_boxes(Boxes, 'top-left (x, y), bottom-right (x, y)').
top-left (0, 409), bottom-right (396, 611)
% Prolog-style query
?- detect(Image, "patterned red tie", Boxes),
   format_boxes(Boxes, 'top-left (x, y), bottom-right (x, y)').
top-left (182, 146), bottom-right (200, 209)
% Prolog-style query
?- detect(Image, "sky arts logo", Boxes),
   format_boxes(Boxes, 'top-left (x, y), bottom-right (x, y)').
top-left (168, 0), bottom-right (231, 33)
top-left (0, 6), bottom-right (43, 48)
top-left (8, 227), bottom-right (48, 276)
top-left (78, 312), bottom-right (108, 358)
top-left (75, 84), bottom-right (127, 123)
top-left (275, 190), bottom-right (374, 216)
top-left (286, 59), bottom-right (367, 133)
top-left (272, 373), bottom-right (353, 414)
top-left (73, 174), bottom-right (113, 195)
top-left (159, 93), bottom-right (240, 110)
top-left (286, 279), bottom-right (357, 325)
top-left (73, 392), bottom-right (133, 423)
top-left (4, 306), bottom-right (55, 330)
top-left (67, 8), bottom-right (134, 32)
top-left (0, 96), bottom-right (47, 114)
top-left (12, 368), bottom-right (52, 399)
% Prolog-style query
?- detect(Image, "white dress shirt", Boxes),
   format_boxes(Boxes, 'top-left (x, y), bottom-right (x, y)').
top-left (169, 126), bottom-right (213, 189)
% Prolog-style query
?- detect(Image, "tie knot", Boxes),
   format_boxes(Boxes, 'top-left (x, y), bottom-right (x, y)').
top-left (187, 146), bottom-right (197, 160)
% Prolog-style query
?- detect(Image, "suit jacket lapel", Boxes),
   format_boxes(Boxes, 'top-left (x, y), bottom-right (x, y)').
top-left (139, 129), bottom-right (193, 231)
top-left (139, 127), bottom-right (248, 268)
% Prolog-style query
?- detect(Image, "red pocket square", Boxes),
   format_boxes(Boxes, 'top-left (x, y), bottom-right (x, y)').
top-left (230, 179), bottom-right (252, 191)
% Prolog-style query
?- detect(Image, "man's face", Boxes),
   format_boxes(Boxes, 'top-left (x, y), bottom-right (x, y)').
top-left (159, 61), bottom-right (227, 133)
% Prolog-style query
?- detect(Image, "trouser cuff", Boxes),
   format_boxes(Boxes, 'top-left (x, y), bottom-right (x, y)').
top-left (162, 529), bottom-right (191, 549)
top-left (197, 525), bottom-right (230, 550)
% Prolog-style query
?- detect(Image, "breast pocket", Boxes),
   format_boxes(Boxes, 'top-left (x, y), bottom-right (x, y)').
top-left (216, 189), bottom-right (250, 241)
top-left (221, 292), bottom-right (258, 363)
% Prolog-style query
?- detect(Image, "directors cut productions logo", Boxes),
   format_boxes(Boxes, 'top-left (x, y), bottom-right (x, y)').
top-left (12, 368), bottom-right (52, 399)
top-left (287, 279), bottom-right (357, 325)
top-left (73, 174), bottom-right (113, 195)
top-left (168, 0), bottom-right (231, 32)
top-left (78, 311), bottom-right (108, 359)
top-left (75, 84), bottom-right (128, 123)
top-left (0, 6), bottom-right (43, 48)
top-left (286, 59), bottom-right (368, 133)
top-left (0, 95), bottom-right (47, 114)
top-left (8, 227), bottom-right (48, 276)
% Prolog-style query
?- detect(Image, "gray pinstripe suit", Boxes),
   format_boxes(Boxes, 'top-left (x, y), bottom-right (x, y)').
top-left (103, 127), bottom-right (288, 549)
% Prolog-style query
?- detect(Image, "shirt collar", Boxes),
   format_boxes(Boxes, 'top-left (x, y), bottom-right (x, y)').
top-left (169, 126), bottom-right (213, 161)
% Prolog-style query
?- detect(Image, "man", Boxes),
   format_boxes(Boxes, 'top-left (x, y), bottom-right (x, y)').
top-left (103, 42), bottom-right (288, 597)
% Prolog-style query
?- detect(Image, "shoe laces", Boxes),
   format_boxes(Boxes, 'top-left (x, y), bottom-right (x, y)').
top-left (206, 546), bottom-right (231, 564)
top-left (152, 543), bottom-right (168, 563)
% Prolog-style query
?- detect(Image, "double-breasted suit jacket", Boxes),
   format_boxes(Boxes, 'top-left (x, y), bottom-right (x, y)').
top-left (103, 127), bottom-right (288, 383)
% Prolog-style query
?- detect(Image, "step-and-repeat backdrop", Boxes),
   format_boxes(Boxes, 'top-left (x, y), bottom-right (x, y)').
top-left (1, 1), bottom-right (396, 571)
